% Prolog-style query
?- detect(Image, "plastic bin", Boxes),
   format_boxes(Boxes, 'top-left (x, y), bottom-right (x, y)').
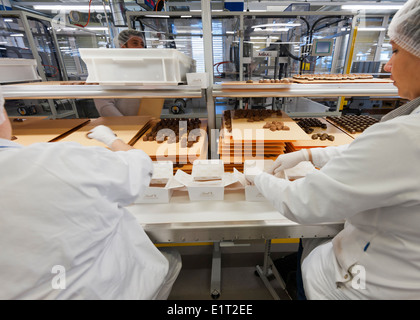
top-left (79, 48), bottom-right (196, 85)
top-left (0, 58), bottom-right (41, 83)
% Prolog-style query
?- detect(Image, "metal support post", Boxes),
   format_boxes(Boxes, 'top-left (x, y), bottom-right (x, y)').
top-left (256, 239), bottom-right (290, 300)
top-left (210, 241), bottom-right (221, 299)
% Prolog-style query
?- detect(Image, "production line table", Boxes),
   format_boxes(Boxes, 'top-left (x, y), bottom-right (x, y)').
top-left (126, 189), bottom-right (344, 299)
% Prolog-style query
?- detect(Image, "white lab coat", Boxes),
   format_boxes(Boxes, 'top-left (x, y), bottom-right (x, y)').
top-left (94, 98), bottom-right (141, 117)
top-left (255, 105), bottom-right (420, 299)
top-left (0, 140), bottom-right (169, 300)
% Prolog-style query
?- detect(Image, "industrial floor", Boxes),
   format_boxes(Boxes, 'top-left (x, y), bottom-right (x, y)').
top-left (167, 242), bottom-right (298, 300)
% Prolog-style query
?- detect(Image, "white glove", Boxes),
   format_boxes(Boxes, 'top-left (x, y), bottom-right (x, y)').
top-left (87, 125), bottom-right (119, 147)
top-left (245, 166), bottom-right (263, 185)
top-left (266, 149), bottom-right (309, 175)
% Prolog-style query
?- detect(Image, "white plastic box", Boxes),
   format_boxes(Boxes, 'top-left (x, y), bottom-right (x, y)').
top-left (79, 48), bottom-right (196, 85)
top-left (0, 58), bottom-right (41, 83)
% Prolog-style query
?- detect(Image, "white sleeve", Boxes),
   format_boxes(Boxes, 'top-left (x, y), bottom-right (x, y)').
top-left (254, 120), bottom-right (420, 224)
top-left (94, 99), bottom-right (124, 117)
top-left (41, 143), bottom-right (153, 206)
top-left (310, 144), bottom-right (349, 168)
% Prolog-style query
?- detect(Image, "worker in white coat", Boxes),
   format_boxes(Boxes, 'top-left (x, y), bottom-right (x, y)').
top-left (94, 30), bottom-right (145, 117)
top-left (252, 0), bottom-right (420, 299)
top-left (0, 89), bottom-right (181, 299)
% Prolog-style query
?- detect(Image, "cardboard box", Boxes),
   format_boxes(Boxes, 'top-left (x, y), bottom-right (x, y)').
top-left (233, 160), bottom-right (274, 202)
top-left (135, 161), bottom-right (183, 204)
top-left (186, 72), bottom-right (208, 88)
top-left (244, 185), bottom-right (267, 202)
top-left (284, 161), bottom-right (316, 180)
top-left (174, 169), bottom-right (238, 201)
top-left (192, 159), bottom-right (224, 181)
top-left (150, 161), bottom-right (173, 185)
top-left (243, 159), bottom-right (274, 183)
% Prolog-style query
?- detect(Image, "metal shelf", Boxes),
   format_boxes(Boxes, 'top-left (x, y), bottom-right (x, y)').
top-left (2, 83), bottom-right (203, 100)
top-left (212, 83), bottom-right (399, 98)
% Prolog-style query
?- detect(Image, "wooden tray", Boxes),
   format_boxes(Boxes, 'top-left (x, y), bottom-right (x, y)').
top-left (133, 119), bottom-right (208, 162)
top-left (11, 118), bottom-right (90, 146)
top-left (290, 118), bottom-right (354, 148)
top-left (59, 116), bottom-right (153, 147)
top-left (229, 111), bottom-right (310, 142)
top-left (292, 78), bottom-right (393, 84)
top-left (221, 81), bottom-right (292, 90)
top-left (324, 117), bottom-right (377, 139)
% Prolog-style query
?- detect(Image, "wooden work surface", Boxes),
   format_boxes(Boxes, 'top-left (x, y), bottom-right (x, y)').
top-left (229, 111), bottom-right (310, 142)
top-left (59, 116), bottom-right (153, 147)
top-left (221, 81), bottom-right (292, 90)
top-left (10, 118), bottom-right (90, 146)
top-left (132, 119), bottom-right (208, 162)
top-left (291, 78), bottom-right (393, 84)
top-left (324, 116), bottom-right (379, 139)
top-left (218, 123), bottom-right (284, 168)
top-left (12, 81), bottom-right (98, 86)
top-left (290, 118), bottom-right (354, 148)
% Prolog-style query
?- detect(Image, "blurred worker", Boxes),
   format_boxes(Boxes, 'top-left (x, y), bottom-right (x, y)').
top-left (251, 0), bottom-right (420, 299)
top-left (0, 88), bottom-right (181, 299)
top-left (94, 30), bottom-right (164, 119)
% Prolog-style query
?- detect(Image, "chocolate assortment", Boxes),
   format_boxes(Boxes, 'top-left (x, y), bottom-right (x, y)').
top-left (142, 118), bottom-right (202, 148)
top-left (257, 78), bottom-right (293, 84)
top-left (293, 73), bottom-right (373, 81)
top-left (293, 117), bottom-right (327, 134)
top-left (326, 115), bottom-right (378, 134)
top-left (223, 110), bottom-right (233, 133)
top-left (223, 109), bottom-right (284, 132)
top-left (293, 117), bottom-right (335, 141)
top-left (233, 109), bottom-right (283, 120)
top-left (311, 133), bottom-right (335, 141)
top-left (263, 121), bottom-right (290, 131)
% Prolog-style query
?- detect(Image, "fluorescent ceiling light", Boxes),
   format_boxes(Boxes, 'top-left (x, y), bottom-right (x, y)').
top-left (341, 4), bottom-right (403, 10)
top-left (10, 33), bottom-right (24, 37)
top-left (33, 5), bottom-right (110, 12)
top-left (145, 15), bottom-right (169, 18)
top-left (358, 27), bottom-right (386, 31)
top-left (86, 27), bottom-right (108, 31)
top-left (252, 23), bottom-right (301, 28)
top-left (253, 27), bottom-right (289, 32)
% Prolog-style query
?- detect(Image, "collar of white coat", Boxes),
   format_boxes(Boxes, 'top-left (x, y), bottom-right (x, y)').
top-left (0, 139), bottom-right (22, 148)
top-left (412, 104), bottom-right (420, 115)
top-left (410, 96), bottom-right (420, 114)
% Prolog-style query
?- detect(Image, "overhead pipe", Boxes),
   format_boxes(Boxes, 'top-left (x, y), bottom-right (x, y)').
top-left (109, 0), bottom-right (126, 27)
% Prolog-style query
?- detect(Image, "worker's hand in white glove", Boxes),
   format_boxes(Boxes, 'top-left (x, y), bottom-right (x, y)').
top-left (245, 166), bottom-right (263, 185)
top-left (266, 149), bottom-right (309, 175)
top-left (87, 125), bottom-right (119, 147)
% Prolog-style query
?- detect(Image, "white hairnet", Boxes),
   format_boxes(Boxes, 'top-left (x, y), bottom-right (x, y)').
top-left (117, 29), bottom-right (145, 47)
top-left (388, 0), bottom-right (420, 59)
top-left (0, 86), bottom-right (5, 125)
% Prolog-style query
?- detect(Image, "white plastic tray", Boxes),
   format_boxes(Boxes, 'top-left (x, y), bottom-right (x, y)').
top-left (79, 48), bottom-right (196, 85)
top-left (0, 58), bottom-right (41, 83)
